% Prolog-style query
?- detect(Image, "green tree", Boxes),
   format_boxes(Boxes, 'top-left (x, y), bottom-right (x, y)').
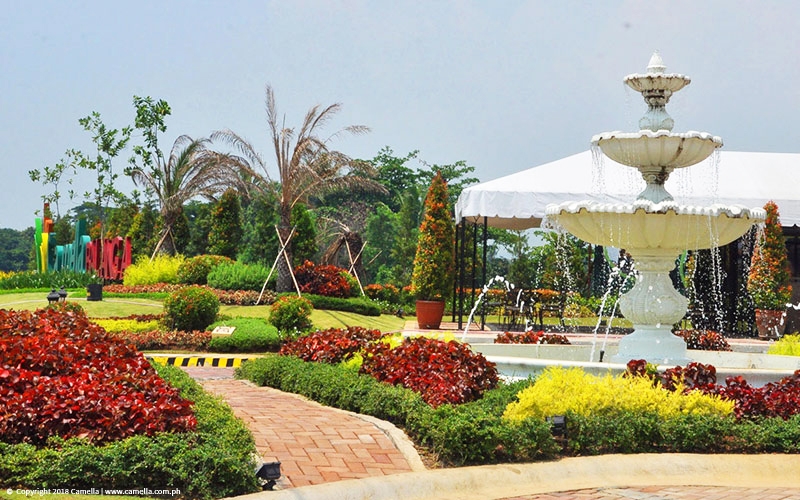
top-left (0, 227), bottom-right (35, 271)
top-left (212, 85), bottom-right (385, 292)
top-left (370, 147), bottom-right (420, 211)
top-left (208, 189), bottom-right (243, 259)
top-left (127, 96), bottom-right (245, 256)
top-left (391, 186), bottom-right (422, 286)
top-left (290, 203), bottom-right (317, 265)
top-left (239, 192), bottom-right (279, 266)
top-left (183, 200), bottom-right (214, 257)
top-left (68, 112), bottom-right (132, 244)
top-left (417, 160), bottom-right (479, 209)
top-left (127, 203), bottom-right (159, 261)
top-left (363, 202), bottom-right (399, 283)
top-left (27, 158), bottom-right (76, 219)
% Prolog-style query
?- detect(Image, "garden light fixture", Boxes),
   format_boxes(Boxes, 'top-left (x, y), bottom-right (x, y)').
top-left (255, 460), bottom-right (282, 490)
top-left (46, 288), bottom-right (60, 304)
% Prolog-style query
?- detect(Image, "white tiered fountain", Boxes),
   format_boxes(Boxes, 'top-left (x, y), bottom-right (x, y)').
top-left (545, 52), bottom-right (765, 364)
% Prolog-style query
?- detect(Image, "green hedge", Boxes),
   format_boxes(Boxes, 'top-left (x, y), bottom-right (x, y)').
top-left (279, 293), bottom-right (381, 316)
top-left (208, 318), bottom-right (282, 353)
top-left (236, 354), bottom-right (557, 465)
top-left (0, 270), bottom-right (101, 290)
top-left (0, 364), bottom-right (261, 499)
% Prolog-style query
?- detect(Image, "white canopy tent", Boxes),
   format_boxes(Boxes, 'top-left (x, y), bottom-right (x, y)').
top-left (455, 150), bottom-right (800, 229)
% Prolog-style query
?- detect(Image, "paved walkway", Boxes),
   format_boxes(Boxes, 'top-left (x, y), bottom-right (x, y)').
top-left (183, 367), bottom-right (422, 489)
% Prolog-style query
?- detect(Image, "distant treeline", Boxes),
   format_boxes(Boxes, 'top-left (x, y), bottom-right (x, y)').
top-left (0, 227), bottom-right (34, 272)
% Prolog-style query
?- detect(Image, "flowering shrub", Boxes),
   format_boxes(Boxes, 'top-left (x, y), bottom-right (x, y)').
top-left (269, 295), bottom-right (313, 333)
top-left (123, 254), bottom-right (185, 286)
top-left (672, 329), bottom-right (732, 351)
top-left (280, 327), bottom-right (385, 363)
top-left (163, 285), bottom-right (220, 332)
top-left (495, 330), bottom-right (571, 345)
top-left (747, 201), bottom-right (792, 310)
top-left (177, 254), bottom-right (235, 285)
top-left (109, 329), bottom-right (211, 351)
top-left (365, 283), bottom-right (401, 303)
top-left (0, 308), bottom-right (196, 445)
top-left (360, 337), bottom-right (498, 407)
top-left (294, 260), bottom-right (353, 298)
top-left (503, 366), bottom-right (734, 423)
top-left (411, 172), bottom-right (455, 301)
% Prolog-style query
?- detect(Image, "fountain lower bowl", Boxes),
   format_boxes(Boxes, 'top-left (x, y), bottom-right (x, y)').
top-left (545, 201), bottom-right (764, 251)
top-left (591, 130), bottom-right (722, 169)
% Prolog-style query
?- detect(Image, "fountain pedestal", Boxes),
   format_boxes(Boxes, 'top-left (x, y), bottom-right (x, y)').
top-left (613, 251), bottom-right (690, 364)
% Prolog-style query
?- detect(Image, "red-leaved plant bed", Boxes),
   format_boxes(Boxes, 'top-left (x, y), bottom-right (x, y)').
top-left (672, 329), bottom-right (732, 351)
top-left (103, 283), bottom-right (273, 305)
top-left (494, 330), bottom-right (571, 345)
top-left (0, 308), bottom-right (196, 446)
top-left (109, 329), bottom-right (211, 351)
top-left (360, 337), bottom-right (499, 408)
top-left (626, 359), bottom-right (800, 420)
top-left (280, 326), bottom-right (386, 363)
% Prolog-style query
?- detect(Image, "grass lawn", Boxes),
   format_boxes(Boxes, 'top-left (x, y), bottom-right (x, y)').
top-left (0, 291), bottom-right (627, 332)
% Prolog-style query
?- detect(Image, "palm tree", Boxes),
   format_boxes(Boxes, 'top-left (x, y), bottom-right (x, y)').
top-left (127, 134), bottom-right (246, 256)
top-left (213, 85), bottom-right (386, 292)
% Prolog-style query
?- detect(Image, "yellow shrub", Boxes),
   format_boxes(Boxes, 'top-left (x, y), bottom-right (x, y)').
top-left (503, 366), bottom-right (733, 422)
top-left (93, 318), bottom-right (160, 333)
top-left (0, 270), bottom-right (14, 282)
top-left (768, 334), bottom-right (800, 356)
top-left (123, 254), bottom-right (185, 286)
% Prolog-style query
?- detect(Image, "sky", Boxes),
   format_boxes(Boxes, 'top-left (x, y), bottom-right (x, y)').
top-left (2, 1), bottom-right (799, 230)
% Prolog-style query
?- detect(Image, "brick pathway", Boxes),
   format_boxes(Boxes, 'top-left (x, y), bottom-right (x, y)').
top-left (504, 486), bottom-right (800, 499)
top-left (183, 367), bottom-right (417, 488)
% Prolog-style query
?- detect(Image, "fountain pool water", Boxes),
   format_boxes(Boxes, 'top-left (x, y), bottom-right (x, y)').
top-left (462, 53), bottom-right (797, 386)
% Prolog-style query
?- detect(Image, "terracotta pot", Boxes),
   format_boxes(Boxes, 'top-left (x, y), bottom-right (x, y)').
top-left (416, 299), bottom-right (446, 329)
top-left (755, 308), bottom-right (785, 339)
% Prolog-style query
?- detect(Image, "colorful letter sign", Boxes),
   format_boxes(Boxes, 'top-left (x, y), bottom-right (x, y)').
top-left (34, 206), bottom-right (132, 280)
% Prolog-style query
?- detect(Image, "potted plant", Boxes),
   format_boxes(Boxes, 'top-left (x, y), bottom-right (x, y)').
top-left (747, 200), bottom-right (792, 339)
top-left (411, 172), bottom-right (456, 329)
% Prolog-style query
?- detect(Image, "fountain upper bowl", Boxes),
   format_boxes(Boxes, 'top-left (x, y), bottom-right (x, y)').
top-left (592, 130), bottom-right (723, 170)
top-left (545, 200), bottom-right (765, 252)
top-left (623, 72), bottom-right (691, 93)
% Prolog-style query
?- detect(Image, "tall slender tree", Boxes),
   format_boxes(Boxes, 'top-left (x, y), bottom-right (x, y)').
top-left (213, 85), bottom-right (385, 292)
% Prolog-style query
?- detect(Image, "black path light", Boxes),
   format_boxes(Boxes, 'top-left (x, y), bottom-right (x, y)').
top-left (255, 460), bottom-right (282, 490)
top-left (58, 286), bottom-right (68, 302)
top-left (46, 288), bottom-right (60, 304)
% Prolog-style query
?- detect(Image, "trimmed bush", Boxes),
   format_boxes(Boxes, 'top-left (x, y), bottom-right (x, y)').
top-left (123, 254), bottom-right (185, 286)
top-left (177, 254), bottom-right (235, 285)
top-left (769, 334), bottom-right (800, 356)
top-left (495, 331), bottom-right (571, 344)
top-left (207, 261), bottom-right (271, 291)
top-left (208, 318), bottom-right (282, 353)
top-left (0, 269), bottom-right (102, 290)
top-left (302, 293), bottom-right (381, 316)
top-left (163, 285), bottom-right (220, 332)
top-left (269, 295), bottom-right (313, 333)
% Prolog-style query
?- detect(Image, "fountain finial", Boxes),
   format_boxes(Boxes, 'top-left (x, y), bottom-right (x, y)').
top-left (647, 51), bottom-right (666, 74)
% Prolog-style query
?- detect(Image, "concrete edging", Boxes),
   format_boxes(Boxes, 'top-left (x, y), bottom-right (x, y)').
top-left (230, 453), bottom-right (800, 500)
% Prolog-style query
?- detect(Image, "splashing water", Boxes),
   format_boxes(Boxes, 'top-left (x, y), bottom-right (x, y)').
top-left (461, 276), bottom-right (514, 342)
